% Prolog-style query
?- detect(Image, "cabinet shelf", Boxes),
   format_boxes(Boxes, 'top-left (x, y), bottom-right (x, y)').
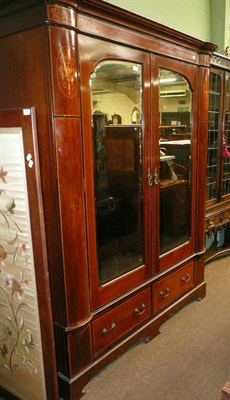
top-left (159, 124), bottom-right (188, 137)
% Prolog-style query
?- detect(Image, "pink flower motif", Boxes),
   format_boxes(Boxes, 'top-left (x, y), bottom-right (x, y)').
top-left (21, 244), bottom-right (27, 256)
top-left (0, 166), bottom-right (8, 184)
top-left (5, 275), bottom-right (24, 299)
top-left (5, 274), bottom-right (13, 286)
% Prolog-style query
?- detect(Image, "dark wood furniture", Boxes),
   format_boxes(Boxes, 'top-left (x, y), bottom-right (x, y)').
top-left (205, 54), bottom-right (230, 261)
top-left (222, 382), bottom-right (230, 400)
top-left (160, 124), bottom-right (187, 137)
top-left (0, 1), bottom-right (216, 399)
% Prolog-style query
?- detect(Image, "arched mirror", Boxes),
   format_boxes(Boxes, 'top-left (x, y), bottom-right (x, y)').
top-left (90, 61), bottom-right (144, 284)
top-left (159, 69), bottom-right (192, 254)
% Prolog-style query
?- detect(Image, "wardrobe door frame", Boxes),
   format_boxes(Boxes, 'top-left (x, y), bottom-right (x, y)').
top-left (79, 35), bottom-right (152, 310)
top-left (151, 55), bottom-right (199, 273)
top-left (207, 68), bottom-right (224, 207)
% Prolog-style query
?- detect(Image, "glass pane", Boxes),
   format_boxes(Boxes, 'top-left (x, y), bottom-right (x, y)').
top-left (222, 75), bottom-right (230, 196)
top-left (90, 61), bottom-right (144, 284)
top-left (159, 69), bottom-right (192, 254)
top-left (207, 72), bottom-right (221, 200)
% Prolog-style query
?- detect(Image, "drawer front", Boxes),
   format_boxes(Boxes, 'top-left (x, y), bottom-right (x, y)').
top-left (153, 262), bottom-right (193, 313)
top-left (92, 288), bottom-right (151, 355)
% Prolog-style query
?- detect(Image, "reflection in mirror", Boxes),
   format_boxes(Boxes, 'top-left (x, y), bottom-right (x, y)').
top-left (90, 61), bottom-right (144, 284)
top-left (159, 69), bottom-right (192, 254)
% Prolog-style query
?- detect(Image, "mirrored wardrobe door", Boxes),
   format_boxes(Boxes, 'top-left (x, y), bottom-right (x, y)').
top-left (79, 36), bottom-right (151, 309)
top-left (152, 56), bottom-right (198, 273)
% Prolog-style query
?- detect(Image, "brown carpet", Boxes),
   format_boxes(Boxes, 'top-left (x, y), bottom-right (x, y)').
top-left (84, 257), bottom-right (230, 400)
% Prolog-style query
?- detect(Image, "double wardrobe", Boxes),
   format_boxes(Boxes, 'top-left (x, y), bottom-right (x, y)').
top-left (0, 1), bottom-right (229, 399)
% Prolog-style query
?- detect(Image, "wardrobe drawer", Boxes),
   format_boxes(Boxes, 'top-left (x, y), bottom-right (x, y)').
top-left (92, 288), bottom-right (151, 355)
top-left (153, 262), bottom-right (194, 313)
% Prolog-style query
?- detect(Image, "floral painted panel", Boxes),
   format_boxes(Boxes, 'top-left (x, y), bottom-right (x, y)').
top-left (0, 129), bottom-right (46, 400)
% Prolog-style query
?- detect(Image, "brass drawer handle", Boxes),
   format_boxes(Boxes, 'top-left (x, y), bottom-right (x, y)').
top-left (159, 287), bottom-right (170, 299)
top-left (181, 274), bottom-right (191, 284)
top-left (102, 322), bottom-right (116, 336)
top-left (134, 303), bottom-right (146, 317)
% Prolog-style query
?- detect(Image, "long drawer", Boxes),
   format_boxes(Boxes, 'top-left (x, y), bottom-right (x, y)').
top-left (153, 261), bottom-right (194, 313)
top-left (92, 288), bottom-right (151, 355)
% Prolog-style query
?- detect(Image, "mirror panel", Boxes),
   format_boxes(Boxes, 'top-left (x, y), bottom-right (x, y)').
top-left (90, 61), bottom-right (144, 284)
top-left (159, 69), bottom-right (192, 254)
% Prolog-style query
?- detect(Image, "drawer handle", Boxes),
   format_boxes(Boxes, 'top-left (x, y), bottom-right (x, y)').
top-left (159, 287), bottom-right (171, 299)
top-left (181, 274), bottom-right (191, 284)
top-left (134, 303), bottom-right (146, 317)
top-left (101, 322), bottom-right (116, 336)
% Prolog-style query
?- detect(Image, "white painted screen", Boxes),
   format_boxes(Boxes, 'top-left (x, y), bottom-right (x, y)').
top-left (0, 128), bottom-right (46, 400)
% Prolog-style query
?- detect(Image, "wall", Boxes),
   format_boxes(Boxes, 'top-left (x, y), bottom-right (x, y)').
top-left (225, 0), bottom-right (230, 51)
top-left (210, 0), bottom-right (226, 53)
top-left (103, 0), bottom-right (211, 42)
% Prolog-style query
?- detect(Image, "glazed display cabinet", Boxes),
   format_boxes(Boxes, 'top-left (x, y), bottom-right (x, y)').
top-left (0, 1), bottom-right (216, 399)
top-left (205, 54), bottom-right (230, 261)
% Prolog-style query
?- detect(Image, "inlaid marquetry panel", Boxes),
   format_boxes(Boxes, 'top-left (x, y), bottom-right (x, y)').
top-left (49, 26), bottom-right (80, 116)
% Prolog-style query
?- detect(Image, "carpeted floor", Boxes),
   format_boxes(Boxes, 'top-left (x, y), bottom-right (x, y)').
top-left (83, 257), bottom-right (230, 400)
